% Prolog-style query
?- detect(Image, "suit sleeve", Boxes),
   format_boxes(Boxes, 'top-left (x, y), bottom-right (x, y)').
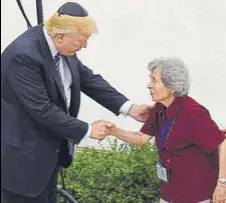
top-left (77, 58), bottom-right (129, 115)
top-left (7, 54), bottom-right (88, 144)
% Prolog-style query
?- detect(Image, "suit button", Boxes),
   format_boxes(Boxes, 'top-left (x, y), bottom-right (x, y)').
top-left (56, 149), bottom-right (60, 153)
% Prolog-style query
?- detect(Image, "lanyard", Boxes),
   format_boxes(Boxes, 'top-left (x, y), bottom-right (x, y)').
top-left (160, 116), bottom-right (174, 165)
top-left (157, 98), bottom-right (185, 165)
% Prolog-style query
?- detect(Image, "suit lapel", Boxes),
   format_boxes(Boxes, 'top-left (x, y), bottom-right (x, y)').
top-left (37, 25), bottom-right (67, 109)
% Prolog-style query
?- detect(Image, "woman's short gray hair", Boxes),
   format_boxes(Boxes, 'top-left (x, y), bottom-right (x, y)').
top-left (147, 57), bottom-right (189, 97)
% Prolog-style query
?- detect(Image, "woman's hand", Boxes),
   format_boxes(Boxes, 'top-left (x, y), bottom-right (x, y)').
top-left (213, 182), bottom-right (226, 203)
top-left (107, 124), bottom-right (118, 136)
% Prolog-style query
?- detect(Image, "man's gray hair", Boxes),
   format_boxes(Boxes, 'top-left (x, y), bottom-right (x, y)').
top-left (147, 57), bottom-right (189, 97)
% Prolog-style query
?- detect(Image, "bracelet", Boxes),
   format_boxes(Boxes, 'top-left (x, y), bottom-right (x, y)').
top-left (219, 177), bottom-right (226, 184)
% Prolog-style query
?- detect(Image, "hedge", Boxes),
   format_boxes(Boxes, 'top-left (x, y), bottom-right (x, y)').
top-left (59, 139), bottom-right (160, 203)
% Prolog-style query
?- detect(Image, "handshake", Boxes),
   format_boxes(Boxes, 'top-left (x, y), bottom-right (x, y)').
top-left (89, 104), bottom-right (154, 141)
top-left (90, 120), bottom-right (117, 141)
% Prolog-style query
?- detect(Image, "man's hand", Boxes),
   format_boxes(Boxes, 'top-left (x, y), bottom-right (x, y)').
top-left (213, 183), bottom-right (226, 203)
top-left (90, 120), bottom-right (113, 141)
top-left (128, 104), bottom-right (153, 122)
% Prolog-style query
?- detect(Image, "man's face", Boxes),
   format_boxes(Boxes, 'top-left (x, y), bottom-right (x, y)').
top-left (54, 32), bottom-right (89, 56)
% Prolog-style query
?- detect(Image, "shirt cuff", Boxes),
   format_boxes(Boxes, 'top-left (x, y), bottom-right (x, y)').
top-left (119, 101), bottom-right (133, 117)
top-left (79, 124), bottom-right (91, 145)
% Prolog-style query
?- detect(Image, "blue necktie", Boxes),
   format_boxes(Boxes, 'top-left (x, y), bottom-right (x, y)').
top-left (54, 53), bottom-right (75, 159)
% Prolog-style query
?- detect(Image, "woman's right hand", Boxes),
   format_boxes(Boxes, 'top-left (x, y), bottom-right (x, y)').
top-left (107, 124), bottom-right (118, 136)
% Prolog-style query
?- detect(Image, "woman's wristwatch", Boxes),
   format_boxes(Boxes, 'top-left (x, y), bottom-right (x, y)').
top-left (219, 178), bottom-right (226, 184)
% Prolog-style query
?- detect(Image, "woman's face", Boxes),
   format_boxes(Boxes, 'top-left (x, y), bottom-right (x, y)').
top-left (148, 66), bottom-right (175, 103)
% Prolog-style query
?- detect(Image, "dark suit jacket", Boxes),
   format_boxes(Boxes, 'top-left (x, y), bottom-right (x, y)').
top-left (1, 25), bottom-right (128, 197)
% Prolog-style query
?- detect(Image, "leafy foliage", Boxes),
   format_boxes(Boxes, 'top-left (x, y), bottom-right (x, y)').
top-left (59, 140), bottom-right (160, 203)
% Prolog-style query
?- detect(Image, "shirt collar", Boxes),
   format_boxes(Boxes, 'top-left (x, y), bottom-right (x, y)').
top-left (43, 26), bottom-right (58, 58)
top-left (157, 96), bottom-right (186, 119)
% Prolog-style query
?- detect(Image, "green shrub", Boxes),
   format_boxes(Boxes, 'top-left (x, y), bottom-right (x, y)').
top-left (60, 139), bottom-right (160, 203)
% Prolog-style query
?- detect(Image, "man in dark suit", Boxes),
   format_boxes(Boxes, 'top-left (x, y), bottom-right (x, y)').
top-left (1, 2), bottom-right (150, 203)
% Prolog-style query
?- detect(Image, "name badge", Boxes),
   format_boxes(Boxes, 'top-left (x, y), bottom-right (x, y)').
top-left (156, 163), bottom-right (168, 182)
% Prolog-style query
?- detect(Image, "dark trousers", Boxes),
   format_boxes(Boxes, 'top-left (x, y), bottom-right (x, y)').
top-left (1, 167), bottom-right (59, 203)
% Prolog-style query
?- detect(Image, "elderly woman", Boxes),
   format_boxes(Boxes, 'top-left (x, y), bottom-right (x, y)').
top-left (108, 57), bottom-right (226, 203)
